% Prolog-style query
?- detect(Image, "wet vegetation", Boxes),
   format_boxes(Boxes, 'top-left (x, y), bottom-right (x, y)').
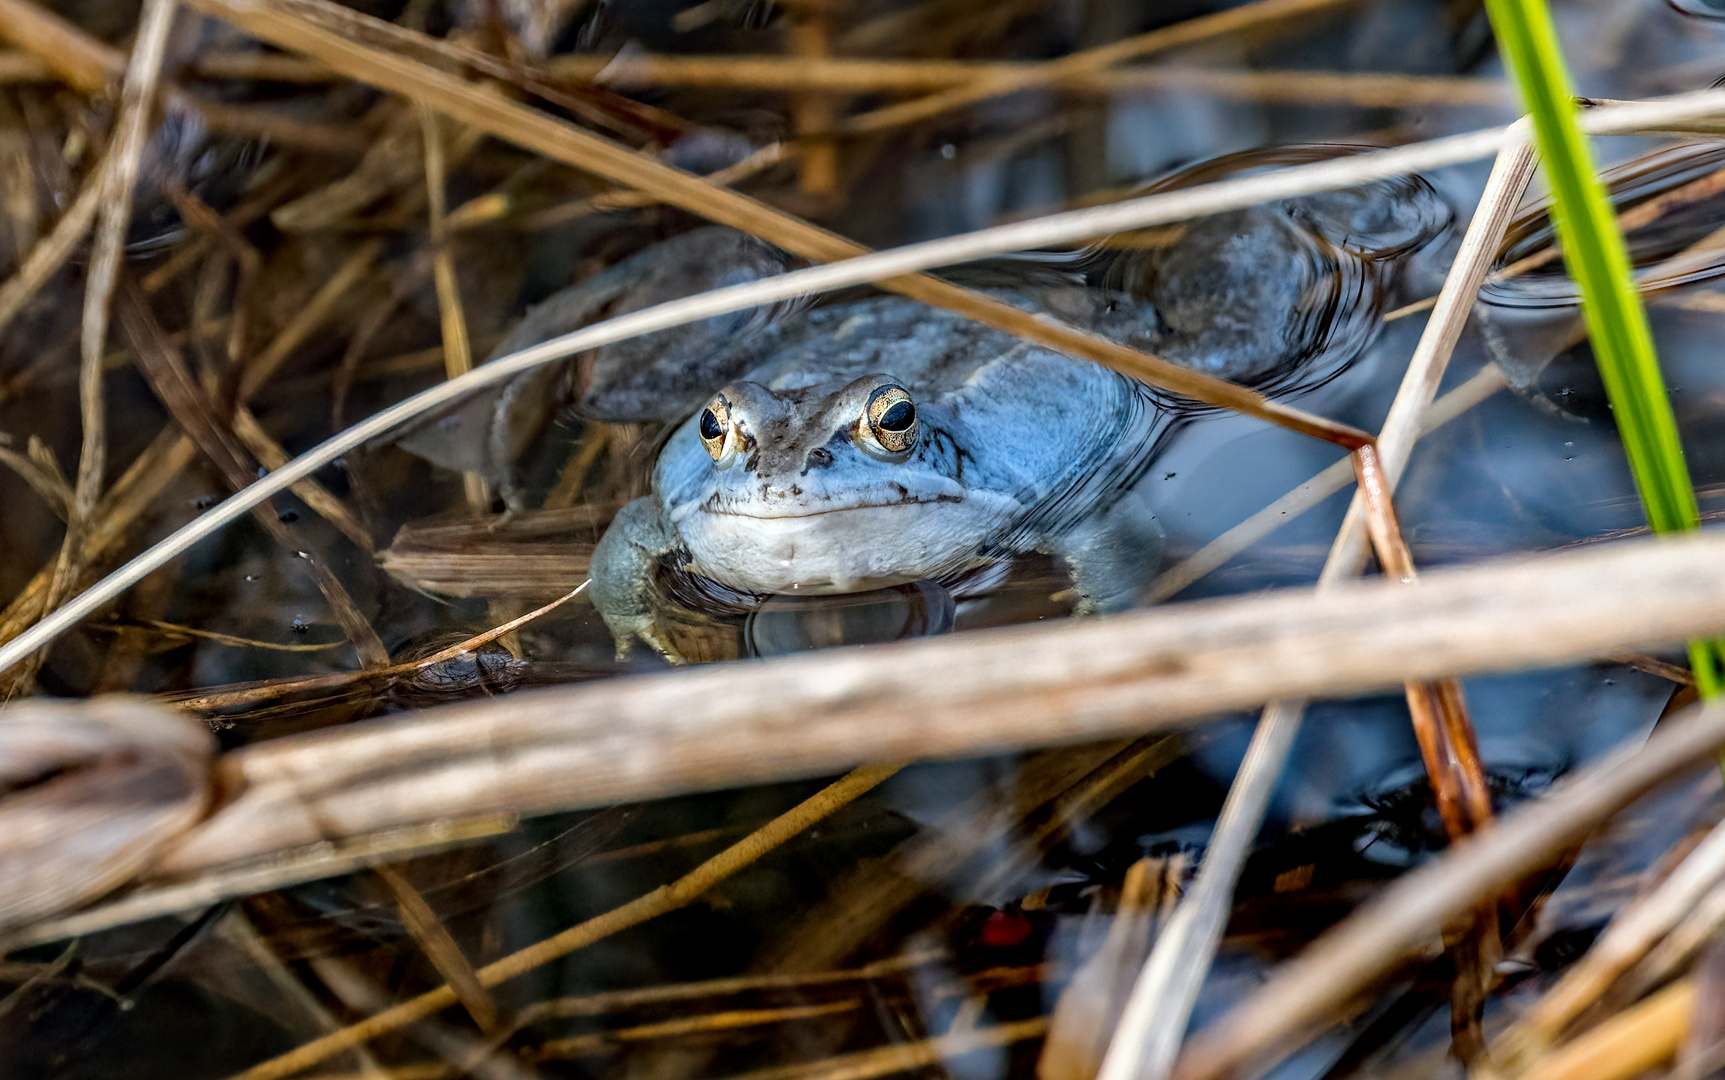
top-left (3, 0), bottom-right (1725, 1078)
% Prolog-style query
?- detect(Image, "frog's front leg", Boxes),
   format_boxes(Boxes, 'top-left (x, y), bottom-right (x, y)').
top-left (589, 495), bottom-right (687, 663)
top-left (1047, 491), bottom-right (1165, 615)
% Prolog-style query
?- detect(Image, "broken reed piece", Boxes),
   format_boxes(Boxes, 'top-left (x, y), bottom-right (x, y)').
top-left (0, 697), bottom-right (214, 934)
top-left (379, 505), bottom-right (614, 600)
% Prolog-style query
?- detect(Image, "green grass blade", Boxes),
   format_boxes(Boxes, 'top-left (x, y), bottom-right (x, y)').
top-left (1480, 0), bottom-right (1725, 696)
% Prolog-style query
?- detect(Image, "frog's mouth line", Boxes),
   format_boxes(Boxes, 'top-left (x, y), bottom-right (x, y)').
top-left (701, 494), bottom-right (962, 520)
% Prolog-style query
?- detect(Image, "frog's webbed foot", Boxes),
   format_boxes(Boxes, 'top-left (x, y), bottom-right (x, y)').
top-left (1048, 491), bottom-right (1165, 615)
top-left (604, 612), bottom-right (688, 665)
top-left (590, 495), bottom-right (687, 664)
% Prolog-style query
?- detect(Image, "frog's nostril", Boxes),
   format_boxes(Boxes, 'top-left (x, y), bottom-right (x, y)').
top-left (804, 448), bottom-right (833, 472)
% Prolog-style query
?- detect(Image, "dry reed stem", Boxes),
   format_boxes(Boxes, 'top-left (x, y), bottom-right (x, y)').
top-left (520, 949), bottom-right (948, 1022)
top-left (221, 0), bottom-right (683, 145)
top-left (835, 0), bottom-right (1357, 136)
top-left (173, 0), bottom-right (1363, 446)
top-left (373, 865), bottom-right (498, 1032)
top-left (9, 94), bottom-right (1718, 680)
top-left (118, 285), bottom-right (389, 667)
top-left (0, 50), bottom-right (53, 82)
top-left (567, 53), bottom-right (1508, 107)
top-left (28, 0), bottom-right (179, 690)
top-left (1338, 135), bottom-right (1540, 568)
top-left (159, 581), bottom-right (588, 713)
top-left (1495, 815), bottom-right (1725, 1067)
top-left (787, 6), bottom-right (837, 198)
top-left (73, 0), bottom-right (176, 523)
top-left (1513, 978), bottom-right (1695, 1080)
top-left (223, 763), bottom-right (902, 1080)
top-left (0, 164), bottom-right (101, 341)
top-left (0, 698), bottom-right (214, 932)
top-left (1169, 701), bottom-right (1725, 1080)
top-left (507, 142), bottom-right (791, 231)
top-left (1092, 135), bottom-right (1538, 1080)
top-left (2, 814), bottom-right (517, 951)
top-left (173, 46), bottom-right (1504, 107)
top-left (529, 1001), bottom-right (861, 1060)
top-left (0, 0), bottom-right (118, 94)
top-left (416, 104), bottom-right (487, 512)
top-left (113, 527), bottom-right (1725, 884)
top-left (0, 0), bottom-right (369, 154)
top-left (728, 1017), bottom-right (1048, 1080)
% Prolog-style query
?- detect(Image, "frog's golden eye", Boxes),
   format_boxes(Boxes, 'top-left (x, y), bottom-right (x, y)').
top-left (862, 385), bottom-right (918, 455)
top-left (698, 396), bottom-right (737, 466)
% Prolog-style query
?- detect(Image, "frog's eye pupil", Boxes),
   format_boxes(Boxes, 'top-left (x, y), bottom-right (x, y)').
top-left (699, 408), bottom-right (723, 442)
top-left (878, 400), bottom-right (915, 432)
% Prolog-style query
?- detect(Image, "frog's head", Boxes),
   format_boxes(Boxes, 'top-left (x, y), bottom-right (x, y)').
top-left (654, 373), bottom-right (1007, 594)
top-left (669, 373), bottom-right (966, 519)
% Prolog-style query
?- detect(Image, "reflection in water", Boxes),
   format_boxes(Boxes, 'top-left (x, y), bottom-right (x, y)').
top-left (745, 580), bottom-right (956, 657)
top-left (1093, 146), bottom-right (1454, 399)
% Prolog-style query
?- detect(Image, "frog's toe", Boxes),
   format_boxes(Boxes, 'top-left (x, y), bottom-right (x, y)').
top-left (606, 613), bottom-right (686, 666)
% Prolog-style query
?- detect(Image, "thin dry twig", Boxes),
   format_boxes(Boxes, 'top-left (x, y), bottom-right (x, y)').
top-left (373, 865), bottom-right (498, 1032)
top-left (25, 0), bottom-right (179, 692)
top-left (726, 1017), bottom-right (1049, 1080)
top-left (835, 0), bottom-right (1359, 136)
top-left (0, 165), bottom-right (102, 341)
top-left (162, 580), bottom-right (588, 713)
top-left (224, 762), bottom-right (903, 1080)
top-left (568, 52), bottom-right (1508, 107)
top-left (1496, 815), bottom-right (1725, 1067)
top-left (4, 814), bottom-right (517, 951)
top-left (1168, 701), bottom-right (1725, 1080)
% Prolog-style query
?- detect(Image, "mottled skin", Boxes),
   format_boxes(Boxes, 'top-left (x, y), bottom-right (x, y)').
top-left (589, 293), bottom-right (1169, 660)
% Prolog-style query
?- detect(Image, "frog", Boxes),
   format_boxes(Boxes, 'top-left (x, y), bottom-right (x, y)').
top-left (388, 164), bottom-right (1450, 661)
top-left (587, 289), bottom-right (1174, 660)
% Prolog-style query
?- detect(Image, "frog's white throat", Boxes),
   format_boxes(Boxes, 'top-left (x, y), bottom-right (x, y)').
top-left (677, 495), bottom-right (1019, 595)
